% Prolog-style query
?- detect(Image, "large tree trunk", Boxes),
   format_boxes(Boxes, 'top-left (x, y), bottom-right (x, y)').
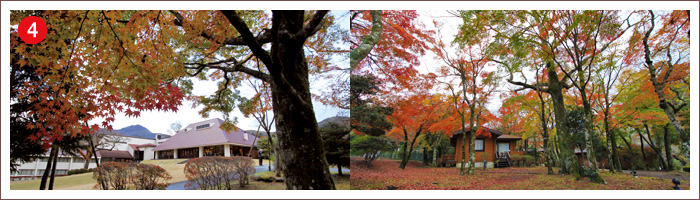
top-left (39, 147), bottom-right (57, 190)
top-left (664, 124), bottom-right (674, 171)
top-left (48, 147), bottom-right (59, 190)
top-left (264, 11), bottom-right (334, 190)
top-left (545, 63), bottom-right (581, 179)
top-left (578, 87), bottom-right (604, 183)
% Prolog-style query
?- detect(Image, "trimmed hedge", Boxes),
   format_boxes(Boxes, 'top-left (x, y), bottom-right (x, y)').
top-left (67, 168), bottom-right (95, 175)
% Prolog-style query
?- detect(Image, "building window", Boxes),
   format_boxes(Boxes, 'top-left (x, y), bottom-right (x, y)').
top-left (203, 145), bottom-right (224, 156)
top-left (56, 170), bottom-right (67, 175)
top-left (475, 139), bottom-right (484, 151)
top-left (230, 146), bottom-right (249, 156)
top-left (58, 157), bottom-right (71, 162)
top-left (243, 133), bottom-right (249, 140)
top-left (33, 170), bottom-right (44, 175)
top-left (158, 150), bottom-right (174, 159)
top-left (196, 124), bottom-right (211, 130)
top-left (177, 147), bottom-right (199, 158)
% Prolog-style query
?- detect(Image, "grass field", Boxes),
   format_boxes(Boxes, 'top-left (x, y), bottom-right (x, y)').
top-left (10, 158), bottom-right (345, 190)
top-left (351, 158), bottom-right (690, 190)
top-left (10, 159), bottom-right (189, 190)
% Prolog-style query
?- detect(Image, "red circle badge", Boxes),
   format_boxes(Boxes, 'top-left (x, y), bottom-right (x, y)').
top-left (18, 16), bottom-right (47, 44)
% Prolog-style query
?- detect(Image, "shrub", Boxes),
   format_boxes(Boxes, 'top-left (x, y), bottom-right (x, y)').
top-left (93, 162), bottom-right (135, 190)
top-left (350, 135), bottom-right (397, 166)
top-left (522, 155), bottom-right (535, 167)
top-left (92, 162), bottom-right (172, 190)
top-left (510, 155), bottom-right (523, 167)
top-left (132, 164), bottom-right (172, 190)
top-left (231, 156), bottom-right (256, 187)
top-left (67, 168), bottom-right (94, 175)
top-left (184, 156), bottom-right (255, 190)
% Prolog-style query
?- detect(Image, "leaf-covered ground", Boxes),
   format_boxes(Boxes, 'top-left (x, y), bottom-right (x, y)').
top-left (350, 158), bottom-right (690, 190)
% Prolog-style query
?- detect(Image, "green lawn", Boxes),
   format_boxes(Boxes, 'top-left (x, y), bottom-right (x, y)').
top-left (10, 172), bottom-right (96, 190)
top-left (10, 159), bottom-right (189, 190)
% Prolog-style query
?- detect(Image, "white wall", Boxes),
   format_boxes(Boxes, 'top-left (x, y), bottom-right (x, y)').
top-left (13, 135), bottom-right (157, 178)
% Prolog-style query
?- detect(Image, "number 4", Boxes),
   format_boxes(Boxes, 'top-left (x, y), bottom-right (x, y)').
top-left (27, 22), bottom-right (38, 37)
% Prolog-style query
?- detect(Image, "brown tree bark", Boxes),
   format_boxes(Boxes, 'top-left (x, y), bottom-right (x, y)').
top-left (220, 10), bottom-right (335, 190)
top-left (39, 147), bottom-right (56, 190)
top-left (545, 63), bottom-right (581, 179)
top-left (664, 124), bottom-right (674, 171)
top-left (48, 147), bottom-right (59, 190)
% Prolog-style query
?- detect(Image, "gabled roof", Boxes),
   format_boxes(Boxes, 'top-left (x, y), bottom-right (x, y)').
top-left (452, 126), bottom-right (504, 138)
top-left (152, 118), bottom-right (256, 151)
top-left (496, 134), bottom-right (522, 140)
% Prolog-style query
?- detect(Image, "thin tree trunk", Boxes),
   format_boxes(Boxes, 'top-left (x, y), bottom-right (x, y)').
top-left (399, 126), bottom-right (421, 169)
top-left (39, 147), bottom-right (57, 190)
top-left (48, 147), bottom-right (59, 190)
top-left (638, 131), bottom-right (649, 170)
top-left (337, 165), bottom-right (342, 176)
top-left (619, 133), bottom-right (637, 170)
top-left (642, 124), bottom-right (667, 170)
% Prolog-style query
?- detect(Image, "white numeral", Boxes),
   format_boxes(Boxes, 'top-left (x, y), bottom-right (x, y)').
top-left (27, 22), bottom-right (38, 37)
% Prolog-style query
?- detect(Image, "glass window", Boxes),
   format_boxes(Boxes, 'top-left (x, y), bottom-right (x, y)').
top-left (196, 124), bottom-right (211, 130)
top-left (203, 145), bottom-right (224, 156)
top-left (56, 170), bottom-right (67, 175)
top-left (475, 139), bottom-right (484, 151)
top-left (158, 150), bottom-right (174, 159)
top-left (34, 170), bottom-right (44, 175)
top-left (177, 147), bottom-right (199, 158)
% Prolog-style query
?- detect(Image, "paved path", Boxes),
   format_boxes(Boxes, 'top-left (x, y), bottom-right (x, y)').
top-left (165, 164), bottom-right (348, 190)
top-left (620, 170), bottom-right (690, 181)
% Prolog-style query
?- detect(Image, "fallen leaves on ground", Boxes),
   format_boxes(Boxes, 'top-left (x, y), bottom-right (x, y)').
top-left (350, 157), bottom-right (689, 190)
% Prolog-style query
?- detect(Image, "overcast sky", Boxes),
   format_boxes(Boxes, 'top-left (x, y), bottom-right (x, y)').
top-left (106, 11), bottom-right (349, 135)
top-left (415, 10), bottom-right (506, 116)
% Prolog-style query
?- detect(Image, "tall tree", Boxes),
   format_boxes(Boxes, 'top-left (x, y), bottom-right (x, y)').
top-left (386, 93), bottom-right (441, 169)
top-left (239, 78), bottom-right (280, 175)
top-left (457, 10), bottom-right (635, 183)
top-left (435, 29), bottom-right (500, 175)
top-left (592, 48), bottom-right (637, 173)
top-left (634, 10), bottom-right (690, 152)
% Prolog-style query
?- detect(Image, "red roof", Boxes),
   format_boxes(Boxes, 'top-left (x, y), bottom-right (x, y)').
top-left (97, 150), bottom-right (133, 159)
top-left (153, 118), bottom-right (257, 151)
